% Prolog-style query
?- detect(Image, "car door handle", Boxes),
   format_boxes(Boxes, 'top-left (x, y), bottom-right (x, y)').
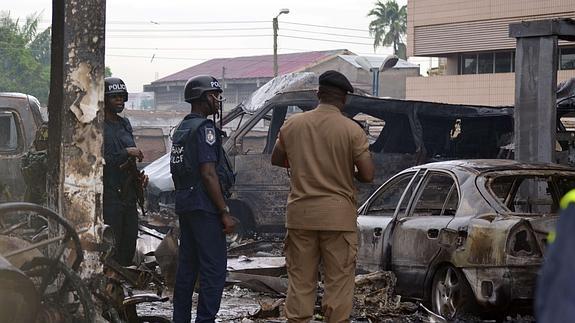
top-left (427, 228), bottom-right (439, 239)
top-left (373, 227), bottom-right (383, 237)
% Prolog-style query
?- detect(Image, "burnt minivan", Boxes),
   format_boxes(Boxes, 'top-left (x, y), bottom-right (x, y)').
top-left (146, 73), bottom-right (514, 237)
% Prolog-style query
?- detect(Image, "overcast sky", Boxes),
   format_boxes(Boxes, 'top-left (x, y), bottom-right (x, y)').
top-left (7, 0), bottom-right (426, 92)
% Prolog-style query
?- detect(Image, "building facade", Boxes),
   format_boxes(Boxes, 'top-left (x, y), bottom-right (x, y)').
top-left (144, 50), bottom-right (351, 111)
top-left (144, 50), bottom-right (420, 111)
top-left (406, 0), bottom-right (575, 105)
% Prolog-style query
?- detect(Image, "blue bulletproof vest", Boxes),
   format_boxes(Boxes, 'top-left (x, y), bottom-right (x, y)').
top-left (170, 116), bottom-right (235, 197)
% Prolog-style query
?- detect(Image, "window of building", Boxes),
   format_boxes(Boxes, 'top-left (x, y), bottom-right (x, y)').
top-left (560, 47), bottom-right (575, 70)
top-left (459, 51), bottom-right (515, 75)
top-left (478, 53), bottom-right (494, 74)
top-left (495, 52), bottom-right (513, 73)
top-left (458, 47), bottom-right (575, 75)
top-left (461, 54), bottom-right (477, 74)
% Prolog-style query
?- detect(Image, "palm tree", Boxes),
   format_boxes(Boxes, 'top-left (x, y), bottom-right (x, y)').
top-left (367, 0), bottom-right (407, 59)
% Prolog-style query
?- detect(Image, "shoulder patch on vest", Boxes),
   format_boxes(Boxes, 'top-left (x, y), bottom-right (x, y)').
top-left (205, 127), bottom-right (216, 146)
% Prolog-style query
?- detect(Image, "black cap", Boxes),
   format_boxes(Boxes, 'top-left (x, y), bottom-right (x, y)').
top-left (318, 70), bottom-right (354, 93)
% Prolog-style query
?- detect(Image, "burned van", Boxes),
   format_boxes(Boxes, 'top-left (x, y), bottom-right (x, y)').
top-left (146, 73), bottom-right (514, 237)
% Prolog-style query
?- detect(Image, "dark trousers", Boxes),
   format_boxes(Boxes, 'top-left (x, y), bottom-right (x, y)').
top-left (173, 210), bottom-right (227, 323)
top-left (103, 199), bottom-right (138, 266)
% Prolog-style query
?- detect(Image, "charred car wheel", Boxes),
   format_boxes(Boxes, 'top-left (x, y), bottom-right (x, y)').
top-left (431, 265), bottom-right (476, 319)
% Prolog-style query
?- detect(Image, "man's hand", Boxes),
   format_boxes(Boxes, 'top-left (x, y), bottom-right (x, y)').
top-left (221, 213), bottom-right (238, 234)
top-left (126, 147), bottom-right (144, 162)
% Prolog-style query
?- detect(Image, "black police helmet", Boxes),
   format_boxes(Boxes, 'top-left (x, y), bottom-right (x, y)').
top-left (104, 77), bottom-right (128, 102)
top-left (184, 75), bottom-right (223, 103)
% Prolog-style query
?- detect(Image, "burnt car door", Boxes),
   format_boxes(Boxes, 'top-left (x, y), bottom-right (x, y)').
top-left (390, 170), bottom-right (460, 298)
top-left (357, 171), bottom-right (420, 272)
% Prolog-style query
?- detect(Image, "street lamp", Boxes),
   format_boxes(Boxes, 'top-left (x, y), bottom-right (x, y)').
top-left (355, 55), bottom-right (399, 97)
top-left (273, 8), bottom-right (290, 77)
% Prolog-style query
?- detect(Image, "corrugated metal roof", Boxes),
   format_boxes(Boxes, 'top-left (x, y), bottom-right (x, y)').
top-left (152, 49), bottom-right (349, 84)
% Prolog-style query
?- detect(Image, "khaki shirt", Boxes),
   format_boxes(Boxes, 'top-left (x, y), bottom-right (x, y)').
top-left (278, 104), bottom-right (370, 231)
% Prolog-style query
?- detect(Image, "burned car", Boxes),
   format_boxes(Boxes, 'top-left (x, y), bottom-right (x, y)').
top-left (146, 73), bottom-right (514, 237)
top-left (356, 159), bottom-right (575, 318)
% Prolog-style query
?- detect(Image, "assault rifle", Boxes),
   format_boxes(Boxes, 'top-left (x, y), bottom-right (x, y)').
top-left (120, 156), bottom-right (147, 217)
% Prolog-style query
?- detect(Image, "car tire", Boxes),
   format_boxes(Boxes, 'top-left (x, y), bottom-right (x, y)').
top-left (431, 264), bottom-right (476, 319)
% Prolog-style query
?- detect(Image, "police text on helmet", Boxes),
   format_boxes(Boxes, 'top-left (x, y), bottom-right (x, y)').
top-left (108, 84), bottom-right (127, 91)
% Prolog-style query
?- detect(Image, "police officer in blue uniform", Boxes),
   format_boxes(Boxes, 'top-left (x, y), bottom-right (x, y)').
top-left (171, 75), bottom-right (236, 323)
top-left (103, 77), bottom-right (146, 266)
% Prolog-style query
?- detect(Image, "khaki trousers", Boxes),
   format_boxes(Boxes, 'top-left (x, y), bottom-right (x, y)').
top-left (284, 229), bottom-right (357, 323)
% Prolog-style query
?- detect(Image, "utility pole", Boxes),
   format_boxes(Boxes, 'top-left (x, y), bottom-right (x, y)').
top-left (273, 9), bottom-right (290, 77)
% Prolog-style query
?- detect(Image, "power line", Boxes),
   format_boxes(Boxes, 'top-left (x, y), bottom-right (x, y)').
top-left (39, 19), bottom-right (370, 33)
top-left (107, 47), bottom-right (272, 51)
top-left (282, 28), bottom-right (373, 40)
top-left (105, 28), bottom-right (373, 40)
top-left (283, 21), bottom-right (369, 32)
top-left (107, 54), bottom-right (206, 60)
top-left (106, 27), bottom-right (270, 32)
top-left (106, 32), bottom-right (373, 44)
top-left (281, 34), bottom-right (374, 46)
top-left (106, 54), bottom-right (342, 61)
top-left (107, 34), bottom-right (271, 39)
top-left (105, 28), bottom-right (373, 41)
top-left (41, 19), bottom-right (269, 25)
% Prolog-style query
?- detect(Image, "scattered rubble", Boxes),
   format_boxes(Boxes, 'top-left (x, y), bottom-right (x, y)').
top-left (1, 203), bottom-right (538, 322)
top-left (353, 271), bottom-right (424, 322)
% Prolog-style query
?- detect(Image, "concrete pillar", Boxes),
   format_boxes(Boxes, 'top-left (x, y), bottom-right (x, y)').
top-left (47, 0), bottom-right (106, 273)
top-left (513, 36), bottom-right (558, 163)
top-left (510, 18), bottom-right (575, 163)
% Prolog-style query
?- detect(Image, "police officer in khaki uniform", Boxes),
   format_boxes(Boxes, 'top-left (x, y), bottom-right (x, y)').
top-left (271, 70), bottom-right (375, 322)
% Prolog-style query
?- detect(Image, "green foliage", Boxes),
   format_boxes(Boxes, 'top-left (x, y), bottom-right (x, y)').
top-left (0, 12), bottom-right (114, 105)
top-left (0, 12), bottom-right (51, 104)
top-left (105, 66), bottom-right (112, 78)
top-left (367, 0), bottom-right (407, 59)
